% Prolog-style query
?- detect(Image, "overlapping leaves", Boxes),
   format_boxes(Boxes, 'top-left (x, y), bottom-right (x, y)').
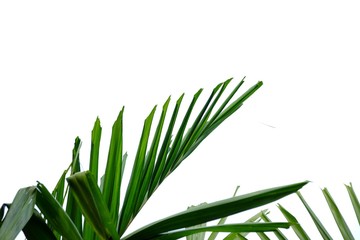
top-left (0, 78), bottom-right (315, 239)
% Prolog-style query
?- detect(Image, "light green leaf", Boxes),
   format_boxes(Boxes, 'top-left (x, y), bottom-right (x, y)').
top-left (0, 187), bottom-right (37, 240)
top-left (256, 231), bottom-right (271, 240)
top-left (322, 187), bottom-right (354, 240)
top-left (223, 233), bottom-right (248, 240)
top-left (51, 169), bottom-right (67, 207)
top-left (345, 183), bottom-right (360, 225)
top-left (277, 203), bottom-right (310, 240)
top-left (260, 210), bottom-right (287, 240)
top-left (296, 191), bottom-right (332, 239)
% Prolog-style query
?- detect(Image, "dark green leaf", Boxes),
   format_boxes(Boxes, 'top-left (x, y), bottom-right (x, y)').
top-left (36, 182), bottom-right (83, 240)
top-left (102, 108), bottom-right (124, 226)
top-left (23, 210), bottom-right (57, 240)
top-left (67, 171), bottom-right (119, 240)
top-left (118, 106), bottom-right (156, 236)
top-left (123, 181), bottom-right (308, 240)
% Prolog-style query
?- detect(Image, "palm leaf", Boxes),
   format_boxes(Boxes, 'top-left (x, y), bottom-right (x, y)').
top-left (66, 137), bottom-right (83, 234)
top-left (208, 186), bottom-right (240, 240)
top-left (22, 210), bottom-right (57, 240)
top-left (296, 191), bottom-right (332, 239)
top-left (66, 171), bottom-right (119, 240)
top-left (118, 106), bottom-right (156, 235)
top-left (260, 210), bottom-right (287, 240)
top-left (277, 203), bottom-right (310, 240)
top-left (36, 182), bottom-right (83, 240)
top-left (122, 181), bottom-right (308, 240)
top-left (322, 187), bottom-right (355, 240)
top-left (0, 187), bottom-right (37, 240)
top-left (102, 108), bottom-right (124, 226)
top-left (345, 183), bottom-right (360, 225)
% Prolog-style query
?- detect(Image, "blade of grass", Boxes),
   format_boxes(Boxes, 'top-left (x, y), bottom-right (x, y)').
top-left (155, 223), bottom-right (290, 240)
top-left (123, 181), bottom-right (308, 240)
top-left (67, 171), bottom-right (119, 240)
top-left (277, 203), bottom-right (310, 240)
top-left (322, 187), bottom-right (355, 240)
top-left (36, 182), bottom-right (83, 240)
top-left (0, 187), bottom-right (37, 240)
top-left (296, 191), bottom-right (332, 240)
top-left (345, 183), bottom-right (360, 225)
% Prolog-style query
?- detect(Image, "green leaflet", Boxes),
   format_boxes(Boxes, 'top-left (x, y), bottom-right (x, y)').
top-left (296, 191), bottom-right (332, 240)
top-left (322, 187), bottom-right (355, 240)
top-left (277, 203), bottom-right (310, 240)
top-left (67, 171), bottom-right (119, 240)
top-left (36, 182), bottom-right (83, 240)
top-left (123, 181), bottom-right (308, 240)
top-left (345, 183), bottom-right (360, 225)
top-left (22, 210), bottom-right (57, 240)
top-left (156, 223), bottom-right (290, 240)
top-left (0, 187), bottom-right (37, 240)
top-left (260, 210), bottom-right (287, 240)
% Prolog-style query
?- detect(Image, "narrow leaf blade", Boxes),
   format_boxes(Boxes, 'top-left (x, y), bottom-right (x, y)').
top-left (322, 187), bottom-right (355, 240)
top-left (277, 203), bottom-right (310, 240)
top-left (296, 191), bottom-right (332, 240)
top-left (123, 181), bottom-right (308, 240)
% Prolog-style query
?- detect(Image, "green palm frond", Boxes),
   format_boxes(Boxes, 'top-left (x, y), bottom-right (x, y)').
top-left (1, 78), bottom-right (325, 240)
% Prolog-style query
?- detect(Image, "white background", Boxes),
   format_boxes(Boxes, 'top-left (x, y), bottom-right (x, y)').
top-left (1, 1), bottom-right (360, 239)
